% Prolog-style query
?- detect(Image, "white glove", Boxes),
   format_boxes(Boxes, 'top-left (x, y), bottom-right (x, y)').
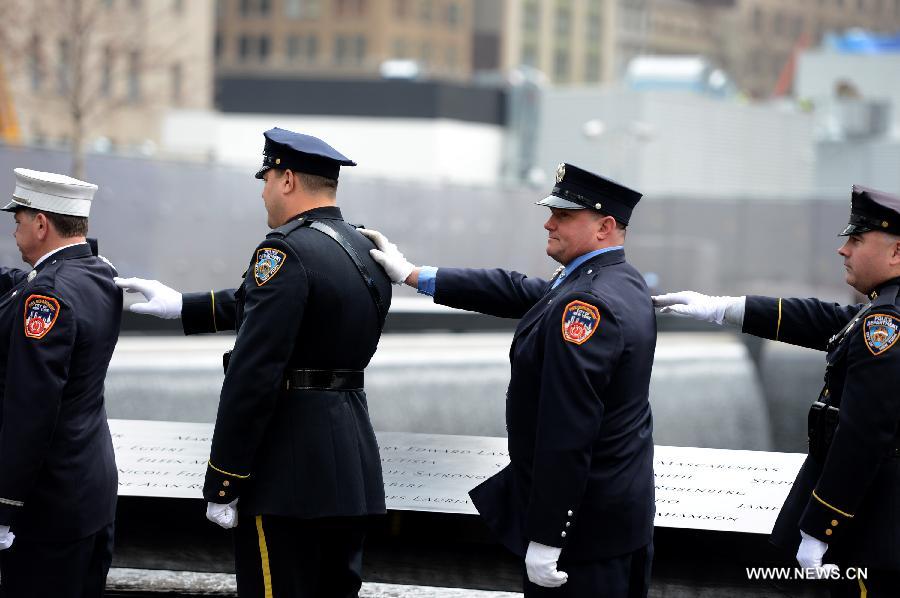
top-left (206, 498), bottom-right (239, 529)
top-left (0, 525), bottom-right (15, 550)
top-left (358, 228), bottom-right (416, 285)
top-left (797, 531), bottom-right (839, 579)
top-left (115, 277), bottom-right (183, 319)
top-left (652, 291), bottom-right (746, 327)
top-left (525, 541), bottom-right (568, 588)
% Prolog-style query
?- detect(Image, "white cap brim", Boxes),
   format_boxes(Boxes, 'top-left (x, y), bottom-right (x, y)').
top-left (535, 194), bottom-right (585, 209)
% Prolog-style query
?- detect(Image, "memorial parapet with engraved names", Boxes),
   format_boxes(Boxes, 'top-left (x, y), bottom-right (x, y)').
top-left (110, 419), bottom-right (804, 534)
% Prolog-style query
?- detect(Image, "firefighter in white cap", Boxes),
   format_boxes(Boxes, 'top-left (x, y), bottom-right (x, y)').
top-left (0, 169), bottom-right (121, 598)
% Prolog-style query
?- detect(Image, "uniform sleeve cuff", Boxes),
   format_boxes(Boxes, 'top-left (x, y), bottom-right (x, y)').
top-left (799, 489), bottom-right (853, 543)
top-left (417, 266), bottom-right (438, 297)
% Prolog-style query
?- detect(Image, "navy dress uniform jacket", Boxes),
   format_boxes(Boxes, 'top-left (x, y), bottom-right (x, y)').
top-left (433, 248), bottom-right (656, 561)
top-left (743, 280), bottom-right (900, 570)
top-left (180, 206), bottom-right (390, 519)
top-left (0, 243), bottom-right (120, 541)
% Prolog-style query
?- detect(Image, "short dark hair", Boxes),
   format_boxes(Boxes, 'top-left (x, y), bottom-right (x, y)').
top-left (18, 207), bottom-right (89, 238)
top-left (296, 172), bottom-right (338, 196)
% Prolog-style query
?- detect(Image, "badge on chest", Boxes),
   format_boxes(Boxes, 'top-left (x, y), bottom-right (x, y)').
top-left (562, 300), bottom-right (600, 345)
top-left (24, 294), bottom-right (60, 339)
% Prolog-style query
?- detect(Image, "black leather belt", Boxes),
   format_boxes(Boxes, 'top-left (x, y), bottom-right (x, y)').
top-left (284, 369), bottom-right (364, 391)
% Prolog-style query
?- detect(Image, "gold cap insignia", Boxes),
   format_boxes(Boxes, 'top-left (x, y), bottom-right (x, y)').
top-left (556, 163), bottom-right (566, 184)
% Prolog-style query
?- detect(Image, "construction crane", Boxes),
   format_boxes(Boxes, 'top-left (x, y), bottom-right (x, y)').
top-left (0, 55), bottom-right (21, 144)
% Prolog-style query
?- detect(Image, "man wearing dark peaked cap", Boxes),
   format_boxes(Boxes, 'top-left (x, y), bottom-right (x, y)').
top-left (362, 163), bottom-right (657, 597)
top-left (655, 185), bottom-right (900, 597)
top-left (0, 169), bottom-right (121, 598)
top-left (116, 128), bottom-right (391, 598)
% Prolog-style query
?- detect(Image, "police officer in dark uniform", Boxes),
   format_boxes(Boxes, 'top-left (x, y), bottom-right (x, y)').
top-left (654, 185), bottom-right (900, 597)
top-left (0, 169), bottom-right (121, 598)
top-left (362, 163), bottom-right (657, 597)
top-left (117, 128), bottom-right (391, 598)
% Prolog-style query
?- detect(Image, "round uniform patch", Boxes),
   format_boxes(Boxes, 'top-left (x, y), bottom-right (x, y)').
top-left (254, 248), bottom-right (286, 286)
top-left (863, 313), bottom-right (900, 356)
top-left (23, 294), bottom-right (60, 339)
top-left (562, 300), bottom-right (600, 345)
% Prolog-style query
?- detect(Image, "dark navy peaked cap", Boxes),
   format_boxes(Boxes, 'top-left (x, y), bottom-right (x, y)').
top-left (840, 184), bottom-right (900, 237)
top-left (254, 127), bottom-right (357, 180)
top-left (536, 162), bottom-right (642, 225)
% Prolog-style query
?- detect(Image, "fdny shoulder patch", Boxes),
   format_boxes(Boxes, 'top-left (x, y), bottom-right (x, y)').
top-left (24, 294), bottom-right (60, 339)
top-left (863, 313), bottom-right (900, 356)
top-left (254, 248), bottom-right (286, 286)
top-left (562, 300), bottom-right (600, 345)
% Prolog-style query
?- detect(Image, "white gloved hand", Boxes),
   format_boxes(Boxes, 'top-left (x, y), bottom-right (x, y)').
top-left (0, 525), bottom-right (15, 550)
top-left (797, 531), bottom-right (839, 579)
top-left (206, 499), bottom-right (239, 529)
top-left (358, 228), bottom-right (416, 285)
top-left (652, 291), bottom-right (746, 327)
top-left (115, 277), bottom-right (183, 319)
top-left (525, 541), bottom-right (568, 588)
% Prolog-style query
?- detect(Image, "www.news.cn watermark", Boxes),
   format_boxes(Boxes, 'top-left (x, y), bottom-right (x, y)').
top-left (746, 567), bottom-right (868, 581)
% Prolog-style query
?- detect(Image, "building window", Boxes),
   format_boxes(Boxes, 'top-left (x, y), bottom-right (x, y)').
top-left (215, 33), bottom-right (223, 59)
top-left (523, 0), bottom-right (539, 32)
top-left (772, 11), bottom-right (783, 36)
top-left (101, 46), bottom-right (114, 97)
top-left (128, 50), bottom-right (141, 102)
top-left (29, 35), bottom-right (42, 91)
top-left (258, 35), bottom-right (270, 61)
top-left (587, 11), bottom-right (602, 39)
top-left (522, 43), bottom-right (538, 67)
top-left (394, 0), bottom-right (409, 18)
top-left (393, 38), bottom-right (408, 58)
top-left (334, 34), bottom-right (366, 66)
top-left (554, 49), bottom-right (569, 81)
top-left (555, 3), bottom-right (571, 36)
top-left (446, 2), bottom-right (460, 26)
top-left (585, 53), bottom-right (601, 82)
top-left (336, 0), bottom-right (365, 17)
top-left (57, 39), bottom-right (71, 95)
top-left (171, 63), bottom-right (182, 104)
top-left (445, 46), bottom-right (457, 69)
top-left (420, 40), bottom-right (433, 65)
top-left (420, 0), bottom-right (433, 22)
top-left (287, 35), bottom-right (318, 62)
top-left (285, 0), bottom-right (320, 18)
top-left (752, 7), bottom-right (763, 33)
top-left (130, 0), bottom-right (141, 9)
top-left (239, 35), bottom-right (251, 61)
top-left (173, 0), bottom-right (184, 13)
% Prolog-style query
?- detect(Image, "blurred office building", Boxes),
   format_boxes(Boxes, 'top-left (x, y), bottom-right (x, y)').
top-left (0, 0), bottom-right (215, 155)
top-left (215, 0), bottom-right (475, 81)
top-left (796, 30), bottom-right (900, 196)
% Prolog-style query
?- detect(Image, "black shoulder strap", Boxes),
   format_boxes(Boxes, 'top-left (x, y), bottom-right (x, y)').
top-left (268, 217), bottom-right (308, 239)
top-left (306, 220), bottom-right (389, 324)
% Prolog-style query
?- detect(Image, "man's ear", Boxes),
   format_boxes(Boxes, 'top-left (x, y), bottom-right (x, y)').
top-left (596, 215), bottom-right (616, 240)
top-left (891, 237), bottom-right (900, 265)
top-left (283, 169), bottom-right (297, 193)
top-left (35, 213), bottom-right (50, 241)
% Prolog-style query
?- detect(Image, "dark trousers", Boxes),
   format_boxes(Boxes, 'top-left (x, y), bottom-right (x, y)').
top-left (828, 569), bottom-right (900, 598)
top-left (0, 522), bottom-right (114, 598)
top-left (234, 513), bottom-right (367, 598)
top-left (524, 542), bottom-right (653, 598)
